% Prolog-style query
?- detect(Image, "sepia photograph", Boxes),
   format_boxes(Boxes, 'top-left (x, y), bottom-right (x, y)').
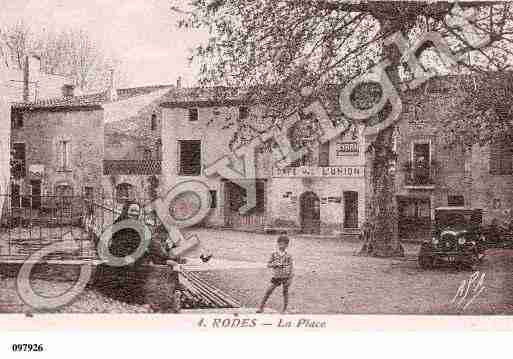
top-left (1, 2), bottom-right (513, 346)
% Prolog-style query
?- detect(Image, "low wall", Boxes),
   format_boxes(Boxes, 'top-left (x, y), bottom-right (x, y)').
top-left (0, 261), bottom-right (178, 313)
top-left (93, 263), bottom-right (178, 312)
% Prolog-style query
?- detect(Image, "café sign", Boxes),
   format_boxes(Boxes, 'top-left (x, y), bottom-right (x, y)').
top-left (273, 166), bottom-right (365, 178)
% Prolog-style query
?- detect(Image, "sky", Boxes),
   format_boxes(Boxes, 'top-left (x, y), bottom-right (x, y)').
top-left (0, 0), bottom-right (208, 88)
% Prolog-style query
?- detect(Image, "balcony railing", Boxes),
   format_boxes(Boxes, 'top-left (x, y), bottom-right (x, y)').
top-left (403, 162), bottom-right (438, 187)
top-left (103, 160), bottom-right (161, 175)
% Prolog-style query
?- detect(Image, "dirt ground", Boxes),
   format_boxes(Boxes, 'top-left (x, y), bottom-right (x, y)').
top-left (184, 228), bottom-right (513, 314)
top-left (1, 228), bottom-right (513, 314)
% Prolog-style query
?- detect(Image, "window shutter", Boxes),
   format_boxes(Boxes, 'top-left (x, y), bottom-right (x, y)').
top-left (66, 142), bottom-right (72, 169)
top-left (56, 141), bottom-right (63, 169)
top-left (490, 138), bottom-right (513, 175)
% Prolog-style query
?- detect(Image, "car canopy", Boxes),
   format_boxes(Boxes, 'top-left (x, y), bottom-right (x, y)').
top-left (434, 207), bottom-right (483, 230)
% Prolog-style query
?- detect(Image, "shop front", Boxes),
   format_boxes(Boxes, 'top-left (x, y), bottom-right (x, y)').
top-left (268, 165), bottom-right (366, 235)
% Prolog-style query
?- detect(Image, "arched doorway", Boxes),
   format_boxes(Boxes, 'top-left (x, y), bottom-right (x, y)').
top-left (300, 191), bottom-right (320, 234)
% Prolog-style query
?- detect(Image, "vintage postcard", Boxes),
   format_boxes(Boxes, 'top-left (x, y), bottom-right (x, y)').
top-left (1, 0), bottom-right (513, 344)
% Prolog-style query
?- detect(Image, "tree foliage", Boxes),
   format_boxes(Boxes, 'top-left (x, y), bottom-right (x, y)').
top-left (1, 21), bottom-right (124, 92)
top-left (175, 1), bottom-right (513, 107)
top-left (174, 1), bottom-right (513, 256)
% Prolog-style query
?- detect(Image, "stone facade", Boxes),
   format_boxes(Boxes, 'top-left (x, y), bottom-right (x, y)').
top-left (10, 107), bottom-right (104, 198)
top-left (1, 55), bottom-right (68, 211)
top-left (161, 96), bottom-right (367, 235)
top-left (471, 144), bottom-right (513, 226)
top-left (102, 87), bottom-right (171, 203)
top-left (395, 76), bottom-right (513, 239)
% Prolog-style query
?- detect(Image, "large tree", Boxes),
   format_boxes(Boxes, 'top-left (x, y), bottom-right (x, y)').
top-left (174, 1), bottom-right (513, 256)
top-left (1, 21), bottom-right (124, 92)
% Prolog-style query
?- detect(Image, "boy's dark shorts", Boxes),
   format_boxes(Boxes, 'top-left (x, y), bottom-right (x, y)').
top-left (271, 277), bottom-right (291, 286)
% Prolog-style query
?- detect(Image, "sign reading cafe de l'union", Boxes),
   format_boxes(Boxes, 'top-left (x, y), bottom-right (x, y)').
top-left (272, 166), bottom-right (365, 178)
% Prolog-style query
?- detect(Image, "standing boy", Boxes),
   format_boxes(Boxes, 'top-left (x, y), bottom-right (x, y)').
top-left (257, 236), bottom-right (293, 313)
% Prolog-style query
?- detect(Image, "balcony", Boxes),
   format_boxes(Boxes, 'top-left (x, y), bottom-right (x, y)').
top-left (402, 161), bottom-right (437, 189)
top-left (103, 160), bottom-right (161, 175)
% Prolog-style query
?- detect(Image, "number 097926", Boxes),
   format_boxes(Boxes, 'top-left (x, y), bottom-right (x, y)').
top-left (11, 344), bottom-right (44, 352)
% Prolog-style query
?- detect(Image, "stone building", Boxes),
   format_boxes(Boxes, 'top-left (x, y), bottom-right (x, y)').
top-left (101, 85), bottom-right (172, 203)
top-left (395, 75), bottom-right (513, 239)
top-left (159, 87), bottom-right (367, 235)
top-left (10, 92), bottom-right (104, 205)
top-left (1, 54), bottom-right (69, 213)
top-left (9, 83), bottom-right (174, 210)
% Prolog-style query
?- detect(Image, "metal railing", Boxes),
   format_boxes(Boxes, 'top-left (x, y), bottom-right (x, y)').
top-left (0, 193), bottom-right (160, 261)
top-left (404, 166), bottom-right (437, 186)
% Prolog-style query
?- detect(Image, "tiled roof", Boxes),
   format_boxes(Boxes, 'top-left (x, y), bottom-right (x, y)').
top-left (12, 84), bottom-right (174, 110)
top-left (160, 86), bottom-right (243, 107)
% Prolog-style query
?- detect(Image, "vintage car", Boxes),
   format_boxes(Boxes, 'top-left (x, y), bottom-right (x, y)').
top-left (418, 207), bottom-right (486, 270)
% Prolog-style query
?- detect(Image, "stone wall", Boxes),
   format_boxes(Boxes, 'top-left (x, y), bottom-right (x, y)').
top-left (471, 144), bottom-right (513, 225)
top-left (396, 77), bottom-right (512, 225)
top-left (11, 108), bottom-right (104, 196)
top-left (395, 80), bottom-right (473, 213)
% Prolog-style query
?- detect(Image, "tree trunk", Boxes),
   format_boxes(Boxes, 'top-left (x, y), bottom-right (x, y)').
top-left (360, 18), bottom-right (404, 257)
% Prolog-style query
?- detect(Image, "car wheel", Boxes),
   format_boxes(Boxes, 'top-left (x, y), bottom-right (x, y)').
top-left (465, 254), bottom-right (480, 271)
top-left (419, 254), bottom-right (434, 269)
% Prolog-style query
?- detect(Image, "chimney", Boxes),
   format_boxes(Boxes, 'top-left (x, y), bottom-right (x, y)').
top-left (108, 68), bottom-right (118, 101)
top-left (62, 84), bottom-right (75, 98)
top-left (176, 76), bottom-right (182, 88)
top-left (23, 55), bottom-right (41, 102)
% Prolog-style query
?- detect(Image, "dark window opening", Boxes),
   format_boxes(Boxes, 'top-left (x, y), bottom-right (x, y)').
top-left (21, 195), bottom-right (31, 208)
top-left (55, 184), bottom-right (73, 210)
top-left (490, 137), bottom-right (513, 175)
top-left (31, 180), bottom-right (41, 209)
top-left (448, 195), bottom-right (465, 207)
top-left (84, 186), bottom-right (94, 199)
top-left (188, 108), bottom-right (198, 122)
top-left (179, 140), bottom-right (201, 176)
top-left (151, 114), bottom-right (157, 131)
top-left (11, 184), bottom-right (20, 208)
top-left (344, 191), bottom-right (358, 229)
top-left (55, 184), bottom-right (73, 197)
top-left (143, 149), bottom-right (152, 161)
top-left (227, 180), bottom-right (265, 214)
top-left (156, 140), bottom-right (162, 160)
top-left (409, 142), bottom-right (432, 185)
top-left (239, 106), bottom-right (249, 120)
top-left (11, 111), bottom-right (23, 129)
top-left (319, 142), bottom-right (330, 167)
top-left (12, 143), bottom-right (26, 179)
top-left (115, 183), bottom-right (134, 203)
top-left (210, 190), bottom-right (217, 209)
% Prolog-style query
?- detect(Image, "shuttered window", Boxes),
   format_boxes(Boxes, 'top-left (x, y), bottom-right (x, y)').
top-left (178, 140), bottom-right (201, 176)
top-left (57, 140), bottom-right (72, 171)
top-left (12, 143), bottom-right (26, 178)
top-left (490, 137), bottom-right (513, 175)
